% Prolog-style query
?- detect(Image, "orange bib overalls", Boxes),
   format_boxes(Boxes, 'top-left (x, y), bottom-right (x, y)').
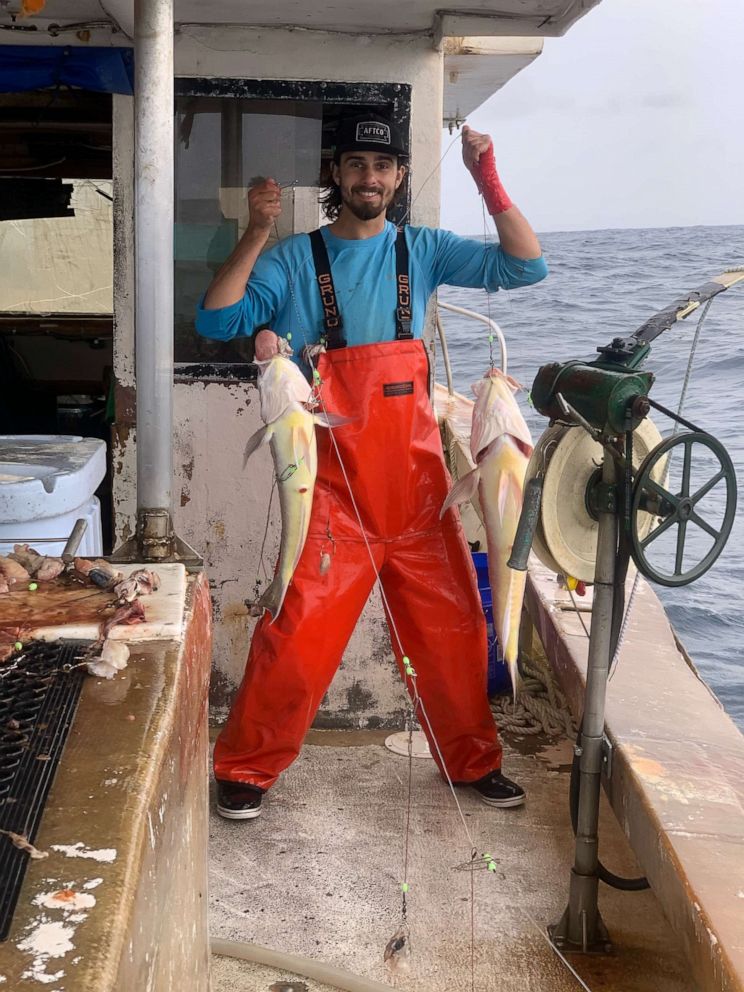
top-left (213, 229), bottom-right (502, 789)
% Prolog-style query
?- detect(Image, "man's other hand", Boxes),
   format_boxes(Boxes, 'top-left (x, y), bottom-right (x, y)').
top-left (248, 179), bottom-right (282, 234)
top-left (461, 124), bottom-right (493, 174)
top-left (254, 329), bottom-right (280, 361)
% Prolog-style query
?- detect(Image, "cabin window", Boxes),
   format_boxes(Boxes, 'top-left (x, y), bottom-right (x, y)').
top-left (173, 79), bottom-right (411, 379)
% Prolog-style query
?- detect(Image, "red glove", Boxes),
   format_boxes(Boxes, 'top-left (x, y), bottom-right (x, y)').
top-left (470, 144), bottom-right (513, 216)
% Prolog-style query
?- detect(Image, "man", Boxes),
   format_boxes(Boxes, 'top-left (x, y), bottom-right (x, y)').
top-left (197, 112), bottom-right (547, 820)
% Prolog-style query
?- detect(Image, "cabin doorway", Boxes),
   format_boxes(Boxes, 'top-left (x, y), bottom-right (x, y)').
top-left (0, 89), bottom-right (114, 551)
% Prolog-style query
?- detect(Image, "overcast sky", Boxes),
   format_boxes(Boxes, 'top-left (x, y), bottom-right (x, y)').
top-left (439, 0), bottom-right (744, 234)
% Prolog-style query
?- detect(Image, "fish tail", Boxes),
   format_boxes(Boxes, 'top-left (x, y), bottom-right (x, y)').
top-left (257, 574), bottom-right (288, 624)
top-left (501, 593), bottom-right (520, 701)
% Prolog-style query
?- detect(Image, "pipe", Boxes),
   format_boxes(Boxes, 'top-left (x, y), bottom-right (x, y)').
top-left (62, 518), bottom-right (88, 560)
top-left (553, 454), bottom-right (617, 951)
top-left (437, 301), bottom-right (508, 375)
top-left (134, 0), bottom-right (174, 515)
top-left (435, 314), bottom-right (454, 397)
top-left (211, 938), bottom-right (395, 992)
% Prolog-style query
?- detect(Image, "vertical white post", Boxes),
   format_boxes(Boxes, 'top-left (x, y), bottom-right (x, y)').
top-left (134, 0), bottom-right (174, 517)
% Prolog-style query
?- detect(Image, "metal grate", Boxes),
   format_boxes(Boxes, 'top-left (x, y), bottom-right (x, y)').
top-left (0, 640), bottom-right (86, 941)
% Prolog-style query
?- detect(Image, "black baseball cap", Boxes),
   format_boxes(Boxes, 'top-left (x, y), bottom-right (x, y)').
top-left (332, 112), bottom-right (408, 162)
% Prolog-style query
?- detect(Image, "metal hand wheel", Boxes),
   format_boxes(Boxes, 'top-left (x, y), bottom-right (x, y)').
top-left (630, 431), bottom-right (737, 587)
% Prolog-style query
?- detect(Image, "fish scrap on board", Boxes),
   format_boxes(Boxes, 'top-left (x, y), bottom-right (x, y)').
top-left (243, 336), bottom-right (345, 623)
top-left (441, 368), bottom-right (533, 697)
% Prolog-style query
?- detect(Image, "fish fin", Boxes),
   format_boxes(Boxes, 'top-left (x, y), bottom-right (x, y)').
top-left (258, 574), bottom-right (288, 624)
top-left (313, 412), bottom-right (352, 429)
top-left (243, 425), bottom-right (271, 466)
top-left (440, 468), bottom-right (480, 518)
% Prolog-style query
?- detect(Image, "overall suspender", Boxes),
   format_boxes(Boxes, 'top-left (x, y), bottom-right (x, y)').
top-left (308, 227), bottom-right (412, 349)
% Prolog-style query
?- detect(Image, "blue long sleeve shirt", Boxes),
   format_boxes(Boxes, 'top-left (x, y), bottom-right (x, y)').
top-left (195, 222), bottom-right (548, 353)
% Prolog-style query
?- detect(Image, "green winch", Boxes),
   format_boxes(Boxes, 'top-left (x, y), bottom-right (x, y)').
top-left (507, 268), bottom-right (743, 957)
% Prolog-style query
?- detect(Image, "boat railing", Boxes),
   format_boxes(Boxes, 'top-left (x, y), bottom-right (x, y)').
top-left (436, 300), bottom-right (508, 397)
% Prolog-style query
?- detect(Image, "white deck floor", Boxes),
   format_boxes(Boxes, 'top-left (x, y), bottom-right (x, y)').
top-left (209, 731), bottom-right (695, 992)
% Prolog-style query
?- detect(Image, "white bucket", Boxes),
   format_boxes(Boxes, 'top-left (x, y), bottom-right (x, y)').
top-left (0, 435), bottom-right (106, 557)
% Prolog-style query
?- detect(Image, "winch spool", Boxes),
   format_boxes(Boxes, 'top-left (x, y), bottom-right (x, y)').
top-left (524, 418), bottom-right (665, 583)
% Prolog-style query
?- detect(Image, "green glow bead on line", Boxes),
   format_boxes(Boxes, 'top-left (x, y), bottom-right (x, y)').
top-left (488, 334), bottom-right (494, 343)
top-left (286, 332), bottom-right (292, 341)
top-left (14, 642), bottom-right (23, 651)
top-left (400, 882), bottom-right (409, 893)
top-left (28, 582), bottom-right (38, 591)
top-left (488, 861), bottom-right (497, 872)
top-left (402, 655), bottom-right (411, 665)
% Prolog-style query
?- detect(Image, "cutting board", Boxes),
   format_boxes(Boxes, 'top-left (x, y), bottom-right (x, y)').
top-left (0, 563), bottom-right (187, 643)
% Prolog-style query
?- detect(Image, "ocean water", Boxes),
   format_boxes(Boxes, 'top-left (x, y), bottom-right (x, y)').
top-left (438, 225), bottom-right (744, 730)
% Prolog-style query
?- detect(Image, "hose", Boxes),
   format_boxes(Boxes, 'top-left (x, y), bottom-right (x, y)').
top-left (211, 937), bottom-right (396, 992)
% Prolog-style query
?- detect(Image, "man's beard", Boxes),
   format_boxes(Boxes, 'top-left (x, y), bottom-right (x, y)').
top-left (341, 186), bottom-right (391, 221)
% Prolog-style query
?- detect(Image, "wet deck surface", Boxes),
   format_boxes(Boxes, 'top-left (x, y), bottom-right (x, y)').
top-left (209, 731), bottom-right (695, 992)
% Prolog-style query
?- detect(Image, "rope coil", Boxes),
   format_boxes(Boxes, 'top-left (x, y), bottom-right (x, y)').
top-left (490, 652), bottom-right (575, 739)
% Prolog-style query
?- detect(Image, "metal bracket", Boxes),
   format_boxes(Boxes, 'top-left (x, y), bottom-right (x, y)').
top-left (549, 900), bottom-right (612, 955)
top-left (111, 509), bottom-right (203, 570)
top-left (589, 481), bottom-right (618, 516)
top-left (601, 734), bottom-right (613, 780)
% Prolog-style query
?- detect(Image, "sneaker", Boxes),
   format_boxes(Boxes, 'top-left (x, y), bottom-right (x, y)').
top-left (216, 779), bottom-right (264, 820)
top-left (469, 770), bottom-right (526, 808)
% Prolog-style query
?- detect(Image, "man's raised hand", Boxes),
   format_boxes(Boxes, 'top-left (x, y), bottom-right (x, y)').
top-left (461, 124), bottom-right (494, 174)
top-left (248, 178), bottom-right (283, 235)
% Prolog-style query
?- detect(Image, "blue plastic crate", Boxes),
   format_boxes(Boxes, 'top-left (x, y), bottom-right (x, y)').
top-left (471, 552), bottom-right (511, 696)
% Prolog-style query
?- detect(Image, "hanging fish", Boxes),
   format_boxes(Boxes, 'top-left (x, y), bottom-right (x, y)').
top-left (441, 369), bottom-right (533, 697)
top-left (244, 345), bottom-right (346, 622)
top-left (384, 924), bottom-right (412, 974)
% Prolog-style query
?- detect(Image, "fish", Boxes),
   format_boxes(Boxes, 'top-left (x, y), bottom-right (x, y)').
top-left (0, 556), bottom-right (31, 586)
top-left (101, 599), bottom-right (146, 639)
top-left (86, 640), bottom-right (130, 680)
top-left (384, 925), bottom-right (411, 974)
top-left (9, 545), bottom-right (65, 582)
top-left (441, 369), bottom-right (533, 697)
top-left (74, 557), bottom-right (123, 590)
top-left (113, 567), bottom-right (160, 603)
top-left (244, 352), bottom-right (344, 623)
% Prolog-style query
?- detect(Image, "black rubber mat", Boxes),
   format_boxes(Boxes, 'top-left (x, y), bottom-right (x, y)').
top-left (0, 640), bottom-right (86, 941)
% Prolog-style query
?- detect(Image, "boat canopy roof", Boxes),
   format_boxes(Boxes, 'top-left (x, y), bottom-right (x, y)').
top-left (2, 0), bottom-right (599, 40)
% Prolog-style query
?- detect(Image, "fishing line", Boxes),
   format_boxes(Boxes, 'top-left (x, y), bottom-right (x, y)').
top-left (520, 908), bottom-right (596, 992)
top-left (252, 478), bottom-right (277, 600)
top-left (397, 129), bottom-right (463, 230)
top-left (481, 199), bottom-right (497, 370)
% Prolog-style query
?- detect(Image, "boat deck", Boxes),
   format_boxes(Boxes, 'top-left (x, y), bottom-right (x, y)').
top-left (209, 729), bottom-right (695, 992)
